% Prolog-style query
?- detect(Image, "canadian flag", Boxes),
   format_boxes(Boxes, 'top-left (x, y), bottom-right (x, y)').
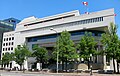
top-left (83, 2), bottom-right (88, 6)
top-left (114, 14), bottom-right (117, 16)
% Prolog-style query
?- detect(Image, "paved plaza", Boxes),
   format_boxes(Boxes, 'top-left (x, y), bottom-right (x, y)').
top-left (0, 70), bottom-right (120, 76)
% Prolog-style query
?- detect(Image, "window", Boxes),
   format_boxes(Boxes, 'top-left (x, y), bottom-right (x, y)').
top-left (3, 48), bottom-right (4, 51)
top-left (90, 19), bottom-right (92, 23)
top-left (94, 18), bottom-right (97, 22)
top-left (2, 53), bottom-right (4, 56)
top-left (6, 38), bottom-right (8, 41)
top-left (8, 47), bottom-right (10, 51)
top-left (9, 42), bottom-right (11, 45)
top-left (95, 33), bottom-right (98, 36)
top-left (92, 33), bottom-right (95, 36)
top-left (11, 42), bottom-right (14, 45)
top-left (98, 33), bottom-right (102, 36)
top-left (9, 37), bottom-right (11, 41)
top-left (6, 43), bottom-right (8, 46)
top-left (12, 37), bottom-right (14, 40)
top-left (100, 17), bottom-right (103, 21)
top-left (96, 18), bottom-right (99, 22)
top-left (11, 47), bottom-right (13, 50)
top-left (6, 48), bottom-right (7, 51)
top-left (4, 38), bottom-right (5, 41)
top-left (3, 43), bottom-right (5, 46)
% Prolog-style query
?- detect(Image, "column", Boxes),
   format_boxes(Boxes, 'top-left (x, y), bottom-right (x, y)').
top-left (24, 60), bottom-right (28, 70)
top-left (103, 55), bottom-right (107, 70)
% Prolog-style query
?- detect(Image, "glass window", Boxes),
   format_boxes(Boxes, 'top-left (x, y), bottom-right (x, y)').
top-left (101, 17), bottom-right (103, 21)
top-left (94, 18), bottom-right (97, 22)
top-left (79, 21), bottom-right (82, 24)
top-left (90, 19), bottom-right (92, 23)
top-left (9, 38), bottom-right (11, 41)
top-left (3, 43), bottom-right (5, 46)
top-left (87, 19), bottom-right (90, 23)
top-left (97, 18), bottom-right (100, 22)
top-left (95, 33), bottom-right (98, 36)
top-left (92, 33), bottom-right (95, 36)
top-left (80, 32), bottom-right (85, 35)
top-left (6, 38), bottom-right (8, 41)
top-left (8, 47), bottom-right (10, 51)
top-left (12, 37), bottom-right (14, 40)
top-left (93, 18), bottom-right (95, 23)
top-left (12, 42), bottom-right (14, 45)
top-left (6, 48), bottom-right (7, 51)
top-left (4, 38), bottom-right (5, 41)
top-left (11, 47), bottom-right (13, 50)
top-left (6, 43), bottom-right (8, 46)
top-left (3, 48), bottom-right (4, 51)
top-left (9, 42), bottom-right (11, 45)
top-left (97, 18), bottom-right (99, 22)
top-left (98, 33), bottom-right (102, 36)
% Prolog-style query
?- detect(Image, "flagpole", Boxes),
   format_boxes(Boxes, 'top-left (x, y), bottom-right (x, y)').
top-left (83, 2), bottom-right (89, 14)
top-left (86, 4), bottom-right (89, 14)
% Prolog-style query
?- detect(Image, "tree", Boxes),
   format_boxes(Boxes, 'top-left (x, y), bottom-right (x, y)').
top-left (32, 45), bottom-right (48, 70)
top-left (77, 32), bottom-right (97, 69)
top-left (14, 44), bottom-right (31, 70)
top-left (2, 52), bottom-right (14, 69)
top-left (116, 40), bottom-right (120, 73)
top-left (101, 22), bottom-right (119, 73)
top-left (53, 30), bottom-right (77, 72)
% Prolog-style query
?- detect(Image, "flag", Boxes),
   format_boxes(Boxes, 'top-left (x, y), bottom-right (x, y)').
top-left (83, 2), bottom-right (88, 6)
top-left (85, 12), bottom-right (89, 14)
top-left (114, 14), bottom-right (117, 16)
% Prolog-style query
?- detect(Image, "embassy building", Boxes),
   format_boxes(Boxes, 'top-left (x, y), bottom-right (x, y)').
top-left (1, 8), bottom-right (115, 70)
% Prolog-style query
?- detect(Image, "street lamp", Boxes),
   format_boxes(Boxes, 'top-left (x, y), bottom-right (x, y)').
top-left (50, 28), bottom-right (59, 73)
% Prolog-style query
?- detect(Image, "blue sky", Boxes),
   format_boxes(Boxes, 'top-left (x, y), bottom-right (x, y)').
top-left (0, 0), bottom-right (120, 36)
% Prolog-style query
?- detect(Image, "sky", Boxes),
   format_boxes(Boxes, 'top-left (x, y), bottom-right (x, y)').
top-left (0, 0), bottom-right (120, 36)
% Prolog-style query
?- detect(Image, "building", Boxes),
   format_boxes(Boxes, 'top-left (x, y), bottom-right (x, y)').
top-left (1, 8), bottom-right (115, 70)
top-left (0, 18), bottom-right (20, 59)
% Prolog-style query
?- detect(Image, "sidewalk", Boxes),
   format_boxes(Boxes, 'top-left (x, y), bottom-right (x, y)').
top-left (1, 70), bottom-right (120, 76)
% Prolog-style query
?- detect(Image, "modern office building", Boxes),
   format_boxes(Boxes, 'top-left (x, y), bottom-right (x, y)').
top-left (0, 18), bottom-right (20, 58)
top-left (1, 8), bottom-right (115, 70)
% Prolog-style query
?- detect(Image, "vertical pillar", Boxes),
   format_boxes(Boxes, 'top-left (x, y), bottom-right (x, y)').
top-left (110, 59), bottom-right (117, 71)
top-left (36, 63), bottom-right (40, 70)
top-left (24, 60), bottom-right (28, 70)
top-left (8, 63), bottom-right (10, 69)
top-left (103, 55), bottom-right (107, 70)
top-left (110, 59), bottom-right (114, 70)
top-left (12, 61), bottom-right (15, 69)
top-left (97, 46), bottom-right (99, 63)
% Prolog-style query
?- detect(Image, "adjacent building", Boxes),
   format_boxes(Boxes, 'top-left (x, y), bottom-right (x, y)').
top-left (0, 18), bottom-right (20, 58)
top-left (1, 8), bottom-right (115, 70)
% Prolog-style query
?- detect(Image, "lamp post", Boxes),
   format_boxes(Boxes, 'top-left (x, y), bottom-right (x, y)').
top-left (50, 28), bottom-right (59, 73)
top-left (90, 54), bottom-right (93, 76)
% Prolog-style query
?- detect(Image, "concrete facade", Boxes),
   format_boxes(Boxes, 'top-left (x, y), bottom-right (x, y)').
top-left (0, 18), bottom-right (20, 59)
top-left (1, 8), bottom-right (115, 70)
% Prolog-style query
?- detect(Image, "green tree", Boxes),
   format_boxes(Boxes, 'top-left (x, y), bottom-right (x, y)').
top-left (53, 30), bottom-right (77, 71)
top-left (32, 45), bottom-right (48, 70)
top-left (77, 32), bottom-right (97, 69)
top-left (101, 22), bottom-right (119, 73)
top-left (116, 40), bottom-right (120, 73)
top-left (2, 52), bottom-right (14, 68)
top-left (14, 44), bottom-right (31, 70)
